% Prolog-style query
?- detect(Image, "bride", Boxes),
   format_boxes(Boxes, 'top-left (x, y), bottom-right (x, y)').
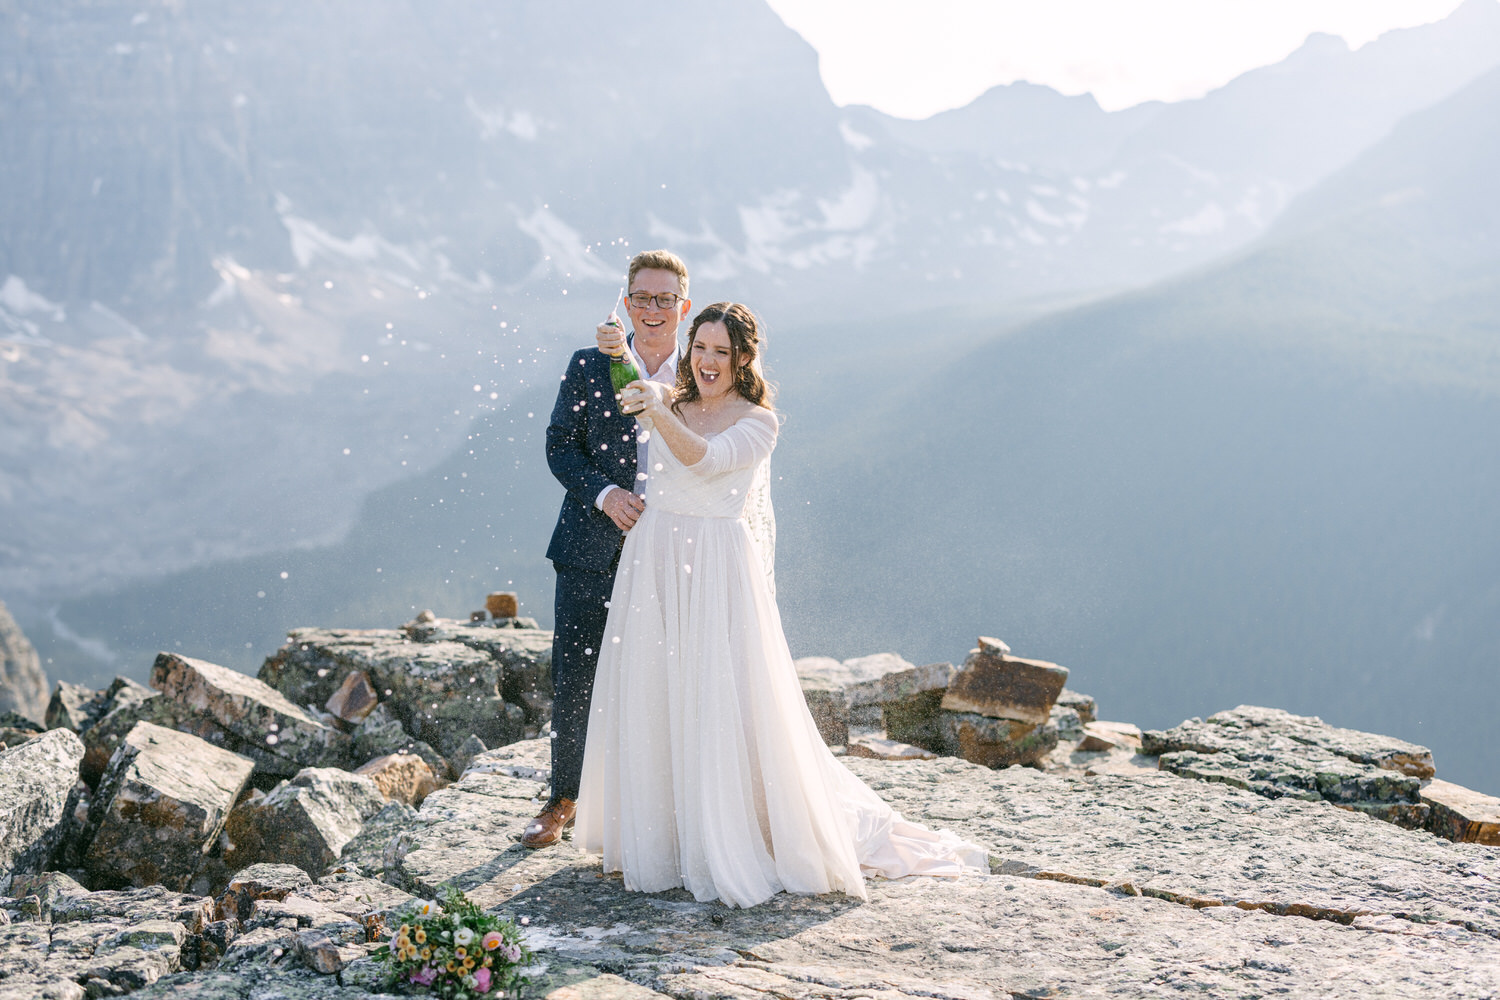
top-left (575, 302), bottom-right (987, 908)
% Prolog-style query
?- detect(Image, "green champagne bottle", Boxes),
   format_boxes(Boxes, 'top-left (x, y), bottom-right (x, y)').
top-left (609, 341), bottom-right (642, 396)
top-left (604, 301), bottom-right (641, 395)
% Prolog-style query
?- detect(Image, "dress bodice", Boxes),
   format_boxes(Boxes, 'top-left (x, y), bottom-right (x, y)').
top-left (640, 408), bottom-right (778, 520)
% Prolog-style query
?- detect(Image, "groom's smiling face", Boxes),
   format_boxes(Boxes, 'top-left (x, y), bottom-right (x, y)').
top-left (626, 268), bottom-right (690, 347)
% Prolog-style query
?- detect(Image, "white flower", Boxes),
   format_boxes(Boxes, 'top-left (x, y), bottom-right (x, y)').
top-left (454, 926), bottom-right (476, 946)
top-left (414, 899), bottom-right (444, 917)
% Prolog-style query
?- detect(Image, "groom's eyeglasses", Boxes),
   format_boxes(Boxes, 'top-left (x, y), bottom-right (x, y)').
top-left (627, 292), bottom-right (681, 310)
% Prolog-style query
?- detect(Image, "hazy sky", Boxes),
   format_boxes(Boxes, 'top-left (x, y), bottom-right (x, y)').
top-left (765, 0), bottom-right (1471, 117)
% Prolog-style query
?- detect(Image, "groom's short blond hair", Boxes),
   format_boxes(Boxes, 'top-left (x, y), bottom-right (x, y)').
top-left (627, 249), bottom-right (689, 296)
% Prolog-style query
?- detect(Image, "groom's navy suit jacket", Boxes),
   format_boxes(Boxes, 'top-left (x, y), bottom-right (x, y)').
top-left (545, 346), bottom-right (640, 573)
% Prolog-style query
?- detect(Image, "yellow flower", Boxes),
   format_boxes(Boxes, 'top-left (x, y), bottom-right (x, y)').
top-left (463, 957), bottom-right (475, 971)
top-left (414, 928), bottom-right (427, 944)
top-left (446, 960), bottom-right (457, 973)
top-left (399, 923), bottom-right (411, 935)
top-left (421, 947), bottom-right (432, 960)
top-left (455, 946), bottom-right (467, 960)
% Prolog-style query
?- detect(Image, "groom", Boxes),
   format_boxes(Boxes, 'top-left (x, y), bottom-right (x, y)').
top-left (522, 249), bottom-right (691, 848)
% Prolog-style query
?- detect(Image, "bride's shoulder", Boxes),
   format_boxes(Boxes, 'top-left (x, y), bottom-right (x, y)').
top-left (733, 402), bottom-right (779, 433)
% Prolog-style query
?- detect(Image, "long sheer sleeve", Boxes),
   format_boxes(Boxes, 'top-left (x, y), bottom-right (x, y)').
top-left (688, 408), bottom-right (778, 475)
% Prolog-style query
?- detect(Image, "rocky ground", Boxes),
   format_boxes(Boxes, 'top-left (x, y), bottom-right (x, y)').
top-left (1, 613), bottom-right (1498, 998)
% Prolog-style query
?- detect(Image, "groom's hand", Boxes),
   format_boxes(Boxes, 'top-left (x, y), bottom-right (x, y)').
top-left (596, 321), bottom-right (626, 356)
top-left (603, 488), bottom-right (645, 531)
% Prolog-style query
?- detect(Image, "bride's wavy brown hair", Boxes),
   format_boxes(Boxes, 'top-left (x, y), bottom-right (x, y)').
top-left (672, 302), bottom-right (775, 415)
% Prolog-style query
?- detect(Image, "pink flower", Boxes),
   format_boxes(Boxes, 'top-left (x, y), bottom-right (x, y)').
top-left (481, 930), bottom-right (504, 951)
top-left (502, 943), bottom-right (522, 964)
top-left (474, 966), bottom-right (493, 993)
top-left (409, 965), bottom-right (438, 986)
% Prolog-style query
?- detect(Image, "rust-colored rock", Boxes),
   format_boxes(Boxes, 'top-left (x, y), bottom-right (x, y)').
top-left (354, 751), bottom-right (442, 806)
top-left (1422, 778), bottom-right (1500, 845)
top-left (324, 671), bottom-right (378, 724)
top-left (940, 639), bottom-right (1069, 725)
top-left (486, 591), bottom-right (519, 618)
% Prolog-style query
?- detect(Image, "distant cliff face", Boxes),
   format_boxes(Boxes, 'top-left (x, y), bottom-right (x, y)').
top-left (0, 599), bottom-right (48, 724)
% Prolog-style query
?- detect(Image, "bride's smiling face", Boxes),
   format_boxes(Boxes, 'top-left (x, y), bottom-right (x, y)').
top-left (690, 321), bottom-right (740, 399)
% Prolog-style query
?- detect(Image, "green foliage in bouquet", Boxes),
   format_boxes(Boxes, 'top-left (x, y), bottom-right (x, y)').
top-left (371, 884), bottom-right (534, 997)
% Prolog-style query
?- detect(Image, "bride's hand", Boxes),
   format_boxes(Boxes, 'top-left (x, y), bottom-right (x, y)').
top-left (619, 379), bottom-right (669, 421)
top-left (596, 316), bottom-right (627, 357)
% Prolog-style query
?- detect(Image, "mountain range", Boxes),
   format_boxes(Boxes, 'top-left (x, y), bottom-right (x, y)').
top-left (3, 2), bottom-right (1498, 792)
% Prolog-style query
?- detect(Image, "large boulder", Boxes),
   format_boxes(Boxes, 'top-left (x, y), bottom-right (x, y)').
top-left (940, 637), bottom-right (1069, 724)
top-left (150, 652), bottom-right (349, 777)
top-left (794, 652), bottom-right (956, 749)
top-left (940, 711), bottom-right (1060, 767)
top-left (934, 639), bottom-right (1069, 767)
top-left (223, 767), bottom-right (386, 876)
top-left (81, 721), bottom-right (255, 892)
top-left (0, 599), bottom-right (47, 726)
top-left (0, 729), bottom-right (85, 894)
top-left (259, 622), bottom-right (551, 757)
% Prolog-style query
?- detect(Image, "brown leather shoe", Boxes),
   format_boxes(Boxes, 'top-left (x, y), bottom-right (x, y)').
top-left (520, 798), bottom-right (576, 848)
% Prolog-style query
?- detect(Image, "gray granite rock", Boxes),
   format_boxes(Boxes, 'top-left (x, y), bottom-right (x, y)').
top-left (44, 680), bottom-right (100, 734)
top-left (1144, 704), bottom-right (1435, 776)
top-left (1055, 686), bottom-right (1097, 724)
top-left (1144, 706), bottom-right (1440, 832)
top-left (78, 682), bottom-right (177, 788)
top-left (939, 710), bottom-right (1059, 767)
top-left (0, 728), bottom-right (86, 894)
top-left (214, 864), bottom-right (314, 924)
top-left (150, 653), bottom-right (349, 778)
top-left (223, 768), bottom-right (386, 877)
top-left (260, 623), bottom-right (551, 757)
top-left (873, 661), bottom-right (955, 750)
top-left (0, 599), bottom-right (47, 726)
top-left (792, 659), bottom-right (848, 747)
top-left (82, 722), bottom-right (255, 892)
top-left (2, 713), bottom-right (1497, 999)
top-left (334, 801), bottom-right (423, 880)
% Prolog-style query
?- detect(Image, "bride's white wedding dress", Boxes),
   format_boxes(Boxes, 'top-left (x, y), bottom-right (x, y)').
top-left (576, 407), bottom-right (987, 908)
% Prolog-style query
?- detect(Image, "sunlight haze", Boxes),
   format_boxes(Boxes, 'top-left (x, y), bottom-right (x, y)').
top-left (765, 0), bottom-right (1473, 115)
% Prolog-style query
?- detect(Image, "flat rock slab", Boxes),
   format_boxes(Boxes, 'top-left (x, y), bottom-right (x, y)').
top-left (6, 736), bottom-right (1496, 998)
top-left (850, 756), bottom-right (1500, 938)
top-left (0, 728), bottom-right (85, 894)
top-left (1424, 778), bottom-right (1500, 845)
top-left (379, 739), bottom-right (1500, 998)
top-left (1144, 705), bottom-right (1435, 777)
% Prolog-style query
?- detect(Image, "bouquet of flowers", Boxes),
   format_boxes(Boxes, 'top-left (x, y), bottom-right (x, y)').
top-left (371, 885), bottom-right (533, 998)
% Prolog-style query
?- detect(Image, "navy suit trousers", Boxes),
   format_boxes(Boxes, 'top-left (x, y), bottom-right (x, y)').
top-left (549, 557), bottom-right (618, 802)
